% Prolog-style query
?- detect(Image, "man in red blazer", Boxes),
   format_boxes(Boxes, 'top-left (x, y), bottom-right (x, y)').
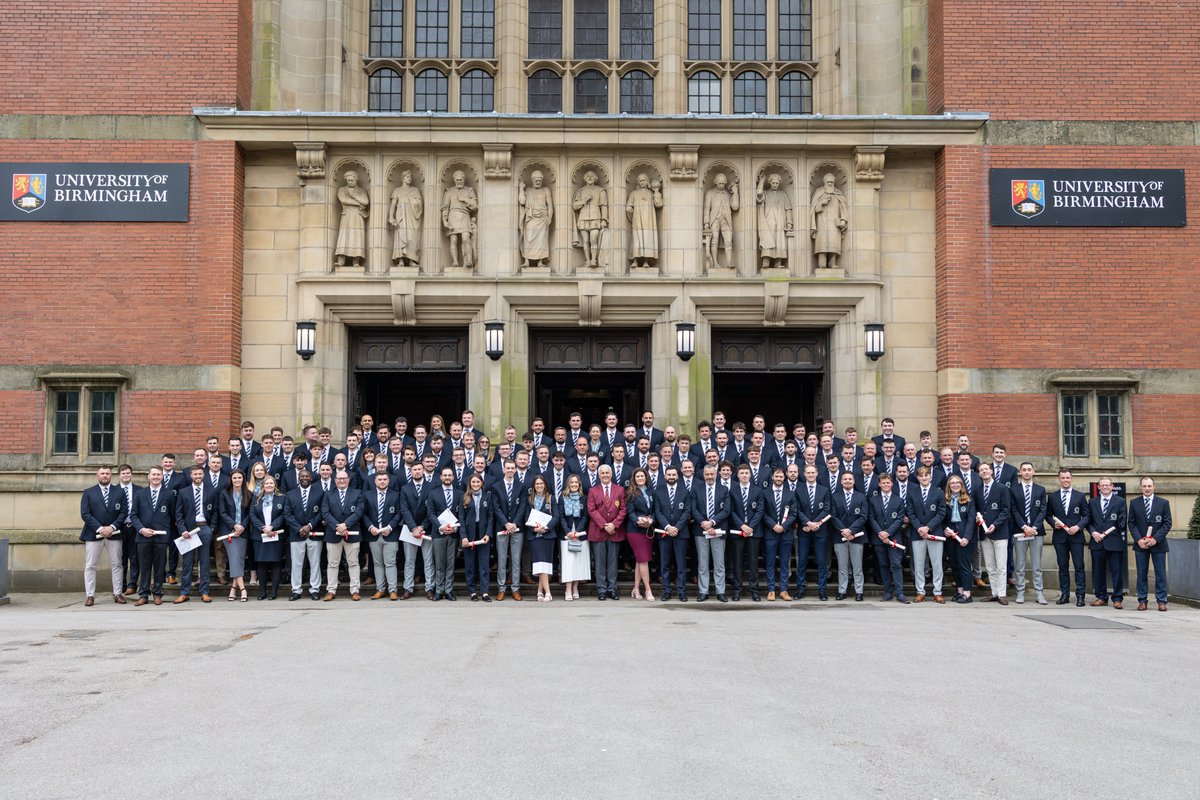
top-left (587, 464), bottom-right (626, 600)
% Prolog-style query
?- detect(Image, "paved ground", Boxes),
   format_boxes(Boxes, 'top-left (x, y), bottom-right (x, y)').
top-left (1, 592), bottom-right (1196, 799)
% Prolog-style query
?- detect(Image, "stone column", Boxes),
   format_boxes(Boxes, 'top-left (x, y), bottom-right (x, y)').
top-left (656, 0), bottom-right (684, 114)
top-left (481, 145), bottom-right (516, 277)
top-left (495, 0), bottom-right (526, 113)
top-left (295, 143), bottom-right (332, 275)
top-left (849, 146), bottom-right (886, 280)
top-left (667, 145), bottom-right (700, 279)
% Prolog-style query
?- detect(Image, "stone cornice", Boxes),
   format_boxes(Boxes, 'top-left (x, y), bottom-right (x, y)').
top-left (194, 108), bottom-right (988, 148)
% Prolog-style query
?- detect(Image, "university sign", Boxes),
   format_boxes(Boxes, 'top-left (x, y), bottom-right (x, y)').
top-left (0, 163), bottom-right (189, 221)
top-left (989, 168), bottom-right (1185, 227)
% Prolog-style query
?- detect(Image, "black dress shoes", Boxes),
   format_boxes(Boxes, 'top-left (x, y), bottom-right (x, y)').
top-left (835, 592), bottom-right (846, 601)
top-left (696, 593), bottom-right (709, 602)
top-left (1056, 594), bottom-right (1070, 605)
top-left (717, 594), bottom-right (729, 603)
top-left (855, 593), bottom-right (864, 602)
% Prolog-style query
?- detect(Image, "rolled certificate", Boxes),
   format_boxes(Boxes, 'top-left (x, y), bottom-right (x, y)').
top-left (886, 540), bottom-right (906, 550)
top-left (927, 534), bottom-right (947, 541)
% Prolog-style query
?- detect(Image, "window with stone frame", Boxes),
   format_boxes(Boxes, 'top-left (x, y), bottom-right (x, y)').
top-left (688, 70), bottom-right (721, 113)
top-left (620, 69), bottom-right (654, 114)
top-left (529, 68), bottom-right (563, 112)
top-left (43, 376), bottom-right (124, 464)
top-left (620, 0), bottom-right (654, 60)
top-left (529, 0), bottom-right (563, 59)
top-left (368, 67), bottom-right (404, 111)
top-left (460, 68), bottom-right (494, 112)
top-left (779, 70), bottom-right (812, 114)
top-left (414, 67), bottom-right (449, 111)
top-left (733, 70), bottom-right (766, 114)
top-left (460, 0), bottom-right (494, 58)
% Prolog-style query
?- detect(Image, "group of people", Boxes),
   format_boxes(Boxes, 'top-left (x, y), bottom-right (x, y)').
top-left (79, 410), bottom-right (1173, 611)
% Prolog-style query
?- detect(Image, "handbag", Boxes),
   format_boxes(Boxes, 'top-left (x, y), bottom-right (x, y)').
top-left (566, 538), bottom-right (583, 553)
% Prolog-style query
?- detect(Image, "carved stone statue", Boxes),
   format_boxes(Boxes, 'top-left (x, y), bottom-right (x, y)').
top-left (809, 173), bottom-right (850, 269)
top-left (703, 172), bottom-right (739, 268)
top-left (756, 172), bottom-right (793, 269)
top-left (571, 170), bottom-right (608, 267)
top-left (440, 169), bottom-right (477, 268)
top-left (626, 173), bottom-right (663, 268)
top-left (519, 170), bottom-right (553, 268)
top-left (388, 169), bottom-right (422, 266)
top-left (334, 170), bottom-right (369, 267)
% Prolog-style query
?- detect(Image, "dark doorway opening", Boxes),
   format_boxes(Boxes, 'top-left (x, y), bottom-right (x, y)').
top-left (349, 328), bottom-right (468, 431)
top-left (536, 371), bottom-right (644, 430)
top-left (712, 372), bottom-right (823, 432)
top-left (711, 329), bottom-right (829, 431)
top-left (531, 328), bottom-right (648, 429)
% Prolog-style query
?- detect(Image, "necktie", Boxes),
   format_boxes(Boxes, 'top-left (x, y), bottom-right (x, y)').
top-left (1024, 485), bottom-right (1032, 519)
top-left (456, 466), bottom-right (463, 482)
top-left (378, 493), bottom-right (386, 527)
top-left (194, 486), bottom-right (204, 520)
top-left (983, 483), bottom-right (990, 502)
top-left (506, 482), bottom-right (513, 500)
top-left (339, 489), bottom-right (346, 505)
top-left (1145, 496), bottom-right (1152, 517)
top-left (101, 485), bottom-right (110, 504)
top-left (922, 487), bottom-right (928, 504)
top-left (1101, 496), bottom-right (1109, 516)
top-left (211, 473), bottom-right (218, 488)
top-left (301, 488), bottom-right (309, 509)
top-left (124, 485), bottom-right (132, 523)
top-left (445, 488), bottom-right (452, 505)
top-left (742, 487), bottom-right (748, 505)
top-left (706, 486), bottom-right (714, 518)
top-left (808, 484), bottom-right (816, 508)
top-left (151, 489), bottom-right (159, 510)
top-left (669, 486), bottom-right (676, 504)
top-left (883, 494), bottom-right (891, 507)
top-left (604, 485), bottom-right (610, 501)
top-left (775, 490), bottom-right (782, 516)
top-left (393, 455), bottom-right (400, 470)
top-left (845, 490), bottom-right (852, 508)
top-left (1062, 490), bottom-right (1069, 511)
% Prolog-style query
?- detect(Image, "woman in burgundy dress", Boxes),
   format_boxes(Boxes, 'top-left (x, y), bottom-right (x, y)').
top-left (625, 468), bottom-right (656, 601)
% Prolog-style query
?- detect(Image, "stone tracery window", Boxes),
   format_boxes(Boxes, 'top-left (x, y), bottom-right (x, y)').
top-left (574, 68), bottom-right (608, 113)
top-left (733, 70), bottom-right (766, 114)
top-left (460, 0), bottom-right (495, 58)
top-left (688, 70), bottom-right (721, 113)
top-left (779, 71), bottom-right (812, 114)
top-left (529, 0), bottom-right (563, 59)
top-left (460, 68), bottom-right (494, 112)
top-left (687, 0), bottom-right (721, 61)
top-left (733, 0), bottom-right (767, 61)
top-left (620, 0), bottom-right (654, 60)
top-left (369, 0), bottom-right (404, 58)
top-left (414, 67), bottom-right (448, 112)
top-left (620, 69), bottom-right (653, 114)
top-left (529, 68), bottom-right (563, 113)
top-left (368, 66), bottom-right (404, 111)
top-left (414, 0), bottom-right (450, 58)
top-left (574, 0), bottom-right (608, 59)
top-left (779, 0), bottom-right (813, 61)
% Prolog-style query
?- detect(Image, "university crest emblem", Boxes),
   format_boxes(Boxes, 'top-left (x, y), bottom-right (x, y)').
top-left (12, 173), bottom-right (46, 213)
top-left (1011, 179), bottom-right (1044, 218)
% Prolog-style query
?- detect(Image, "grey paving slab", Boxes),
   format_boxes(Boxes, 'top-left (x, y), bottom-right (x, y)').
top-left (0, 593), bottom-right (1197, 799)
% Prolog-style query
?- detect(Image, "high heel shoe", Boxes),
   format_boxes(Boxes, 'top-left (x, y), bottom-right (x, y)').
top-left (644, 593), bottom-right (655, 602)
top-left (239, 588), bottom-right (248, 602)
top-left (227, 587), bottom-right (237, 602)
top-left (631, 590), bottom-right (642, 600)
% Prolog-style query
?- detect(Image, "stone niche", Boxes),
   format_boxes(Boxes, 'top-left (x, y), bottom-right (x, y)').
top-left (701, 160), bottom-right (742, 273)
top-left (437, 159), bottom-right (480, 275)
top-left (517, 160), bottom-right (556, 272)
top-left (568, 160), bottom-right (612, 273)
top-left (331, 158), bottom-right (371, 272)
top-left (808, 162), bottom-right (850, 274)
top-left (384, 159), bottom-right (425, 273)
top-left (753, 161), bottom-right (796, 276)
top-left (622, 160), bottom-right (664, 275)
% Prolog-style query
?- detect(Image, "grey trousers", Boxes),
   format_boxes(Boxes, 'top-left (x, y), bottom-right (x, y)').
top-left (369, 538), bottom-right (400, 592)
top-left (495, 530), bottom-right (524, 592)
top-left (84, 538), bottom-right (123, 597)
top-left (403, 537), bottom-right (434, 592)
top-left (1012, 536), bottom-right (1044, 596)
top-left (592, 540), bottom-right (619, 594)
top-left (290, 539), bottom-right (323, 593)
top-left (833, 541), bottom-right (865, 594)
top-left (431, 537), bottom-right (457, 594)
top-left (694, 534), bottom-right (726, 595)
top-left (972, 540), bottom-right (987, 580)
top-left (910, 538), bottom-right (945, 595)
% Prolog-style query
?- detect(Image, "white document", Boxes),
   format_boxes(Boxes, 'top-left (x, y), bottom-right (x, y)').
top-left (437, 508), bottom-right (460, 530)
top-left (1012, 534), bottom-right (1036, 542)
top-left (400, 527), bottom-right (429, 547)
top-left (261, 531), bottom-right (280, 543)
top-left (174, 534), bottom-right (203, 555)
top-left (152, 530), bottom-right (168, 537)
top-left (849, 531), bottom-right (865, 539)
top-left (526, 508), bottom-right (553, 530)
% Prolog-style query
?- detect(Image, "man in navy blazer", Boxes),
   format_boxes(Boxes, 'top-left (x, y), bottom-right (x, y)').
top-left (1129, 476), bottom-right (1171, 611)
top-left (868, 473), bottom-right (910, 603)
top-left (1046, 468), bottom-right (1091, 606)
top-left (692, 464), bottom-right (731, 602)
top-left (870, 418), bottom-right (906, 455)
top-left (654, 466), bottom-right (692, 602)
top-left (321, 469), bottom-right (364, 601)
top-left (795, 464), bottom-right (834, 600)
top-left (973, 463), bottom-right (1012, 604)
top-left (284, 468), bottom-right (325, 601)
top-left (762, 467), bottom-right (796, 601)
top-left (1009, 462), bottom-right (1049, 605)
top-left (907, 467), bottom-right (947, 602)
top-left (490, 459), bottom-right (528, 601)
top-left (173, 465), bottom-right (218, 603)
top-left (400, 462), bottom-right (437, 599)
top-left (830, 471), bottom-right (869, 601)
top-left (80, 465), bottom-right (128, 607)
top-left (1087, 477), bottom-right (1128, 608)
top-left (728, 463), bottom-right (765, 601)
top-left (238, 421), bottom-right (264, 462)
top-left (130, 466), bottom-right (175, 605)
top-left (425, 467), bottom-right (464, 601)
top-left (362, 471), bottom-right (402, 600)
top-left (637, 411), bottom-right (665, 452)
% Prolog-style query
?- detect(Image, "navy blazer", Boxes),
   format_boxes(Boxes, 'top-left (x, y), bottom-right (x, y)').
top-left (871, 434), bottom-right (907, 453)
top-left (624, 488), bottom-right (656, 535)
top-left (79, 483), bottom-right (126, 541)
top-left (795, 483), bottom-right (833, 533)
top-left (362, 486), bottom-right (403, 542)
top-left (762, 486), bottom-right (797, 534)
top-left (1087, 494), bottom-right (1128, 552)
top-left (868, 492), bottom-right (907, 541)
top-left (250, 493), bottom-right (286, 542)
top-left (690, 481), bottom-right (731, 533)
top-left (654, 483), bottom-right (692, 538)
top-left (321, 487), bottom-right (364, 543)
top-left (525, 493), bottom-right (561, 539)
top-left (283, 484), bottom-right (325, 542)
top-left (556, 494), bottom-right (588, 540)
top-left (830, 488), bottom-right (869, 539)
top-left (1046, 487), bottom-right (1090, 545)
top-left (906, 486), bottom-right (946, 537)
top-left (130, 485), bottom-right (176, 543)
top-left (400, 480), bottom-right (435, 534)
top-left (1129, 495), bottom-right (1171, 554)
top-left (490, 480), bottom-right (528, 533)
top-left (608, 461), bottom-right (632, 489)
top-left (461, 491), bottom-right (495, 544)
top-left (239, 438), bottom-right (264, 462)
top-left (743, 463), bottom-right (772, 491)
top-left (973, 481), bottom-right (1011, 540)
top-left (1009, 482), bottom-right (1048, 536)
top-left (729, 483), bottom-right (765, 538)
top-left (942, 491), bottom-right (976, 543)
top-left (174, 480), bottom-right (219, 533)
top-left (426, 485), bottom-right (466, 539)
top-left (217, 489), bottom-right (253, 537)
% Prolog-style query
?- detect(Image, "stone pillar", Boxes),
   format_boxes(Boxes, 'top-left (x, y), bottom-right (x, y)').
top-left (495, 0), bottom-right (526, 113)
top-left (480, 145), bottom-right (516, 277)
top-left (849, 146), bottom-right (886, 280)
top-left (667, 145), bottom-right (700, 279)
top-left (656, 0), bottom-right (684, 114)
top-left (295, 143), bottom-right (332, 275)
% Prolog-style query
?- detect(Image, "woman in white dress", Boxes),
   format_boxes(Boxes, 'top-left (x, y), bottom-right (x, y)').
top-left (558, 473), bottom-right (590, 600)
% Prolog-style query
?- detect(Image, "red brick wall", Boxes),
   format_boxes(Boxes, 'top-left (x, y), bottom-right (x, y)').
top-left (0, 0), bottom-right (249, 114)
top-left (122, 392), bottom-right (242, 453)
top-left (0, 393), bottom-right (44, 455)
top-left (937, 394), bottom-right (1059, 455)
top-left (929, 0), bottom-right (1200, 119)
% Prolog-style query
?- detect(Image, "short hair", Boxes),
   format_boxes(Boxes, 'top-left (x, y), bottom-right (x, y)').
top-left (992, 443), bottom-right (1006, 452)
top-left (919, 430), bottom-right (931, 438)
top-left (162, 453), bottom-right (176, 460)
top-left (117, 463), bottom-right (133, 472)
top-left (881, 417), bottom-right (895, 425)
top-left (241, 420), bottom-right (254, 428)
top-left (317, 426), bottom-right (332, 436)
top-left (844, 426), bottom-right (857, 434)
top-left (878, 473), bottom-right (893, 484)
top-left (1058, 467), bottom-right (1072, 476)
top-left (1019, 461), bottom-right (1034, 470)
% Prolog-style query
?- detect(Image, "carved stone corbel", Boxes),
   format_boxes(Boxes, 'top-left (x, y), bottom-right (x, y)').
top-left (854, 146), bottom-right (886, 183)
top-left (578, 279), bottom-right (602, 326)
top-left (295, 142), bottom-right (327, 181)
top-left (668, 145), bottom-right (699, 181)
top-left (483, 144), bottom-right (513, 179)
top-left (763, 281), bottom-right (789, 327)
top-left (391, 278), bottom-right (416, 326)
